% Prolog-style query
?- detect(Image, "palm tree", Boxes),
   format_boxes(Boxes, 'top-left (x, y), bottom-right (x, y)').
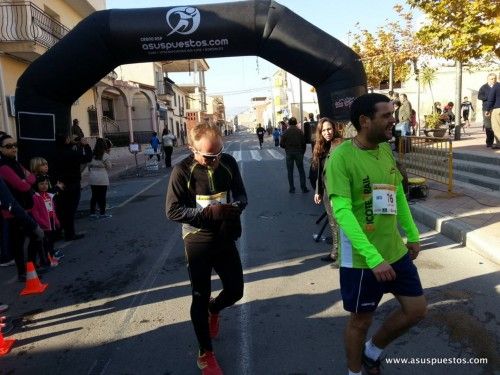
top-left (420, 66), bottom-right (437, 113)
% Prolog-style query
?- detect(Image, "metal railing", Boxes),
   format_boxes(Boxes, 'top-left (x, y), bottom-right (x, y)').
top-left (102, 116), bottom-right (120, 133)
top-left (397, 136), bottom-right (454, 193)
top-left (0, 2), bottom-right (70, 49)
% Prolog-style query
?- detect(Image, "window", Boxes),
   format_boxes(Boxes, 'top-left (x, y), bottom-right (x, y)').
top-left (174, 93), bottom-right (177, 107)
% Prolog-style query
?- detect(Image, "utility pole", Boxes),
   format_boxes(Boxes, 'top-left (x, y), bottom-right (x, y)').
top-left (299, 79), bottom-right (303, 128)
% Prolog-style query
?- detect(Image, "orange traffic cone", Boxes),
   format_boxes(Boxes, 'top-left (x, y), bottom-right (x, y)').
top-left (48, 254), bottom-right (59, 267)
top-left (20, 262), bottom-right (48, 296)
top-left (0, 317), bottom-right (15, 356)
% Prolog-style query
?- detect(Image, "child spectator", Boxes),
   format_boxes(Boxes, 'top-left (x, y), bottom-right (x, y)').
top-left (30, 174), bottom-right (60, 267)
top-left (88, 138), bottom-right (112, 219)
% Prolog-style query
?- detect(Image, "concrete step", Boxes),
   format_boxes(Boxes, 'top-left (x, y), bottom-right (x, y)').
top-left (453, 169), bottom-right (500, 191)
top-left (453, 159), bottom-right (500, 180)
top-left (453, 151), bottom-right (500, 166)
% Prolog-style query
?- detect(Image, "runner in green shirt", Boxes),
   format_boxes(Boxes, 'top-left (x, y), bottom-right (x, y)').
top-left (325, 93), bottom-right (427, 375)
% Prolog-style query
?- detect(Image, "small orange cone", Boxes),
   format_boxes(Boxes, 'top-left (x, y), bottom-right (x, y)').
top-left (0, 317), bottom-right (15, 356)
top-left (48, 254), bottom-right (59, 267)
top-left (20, 262), bottom-right (48, 296)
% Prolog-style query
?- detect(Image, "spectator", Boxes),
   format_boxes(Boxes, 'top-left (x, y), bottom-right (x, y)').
top-left (0, 134), bottom-right (40, 281)
top-left (71, 119), bottom-right (85, 139)
top-left (149, 132), bottom-right (161, 162)
top-left (397, 94), bottom-right (412, 136)
top-left (485, 77), bottom-right (500, 149)
top-left (312, 117), bottom-right (342, 265)
top-left (30, 174), bottom-right (61, 267)
top-left (478, 73), bottom-right (497, 147)
top-left (161, 128), bottom-right (177, 168)
top-left (280, 117), bottom-right (309, 193)
top-left (272, 127), bottom-right (281, 147)
top-left (53, 133), bottom-right (92, 241)
top-left (88, 138), bottom-right (112, 219)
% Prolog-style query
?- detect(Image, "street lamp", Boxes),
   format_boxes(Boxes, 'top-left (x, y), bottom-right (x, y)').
top-left (262, 77), bottom-right (276, 128)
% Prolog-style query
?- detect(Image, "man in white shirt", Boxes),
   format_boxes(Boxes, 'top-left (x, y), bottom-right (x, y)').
top-left (162, 128), bottom-right (177, 167)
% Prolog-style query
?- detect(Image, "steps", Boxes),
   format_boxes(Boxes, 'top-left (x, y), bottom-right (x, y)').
top-left (453, 152), bottom-right (500, 191)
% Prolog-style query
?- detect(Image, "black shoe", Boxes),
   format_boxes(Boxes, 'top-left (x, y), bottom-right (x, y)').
top-left (289, 188), bottom-right (295, 193)
top-left (362, 351), bottom-right (382, 375)
top-left (18, 274), bottom-right (26, 283)
top-left (302, 188), bottom-right (310, 193)
top-left (65, 233), bottom-right (85, 242)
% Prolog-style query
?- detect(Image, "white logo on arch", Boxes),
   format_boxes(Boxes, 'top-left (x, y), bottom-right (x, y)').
top-left (166, 7), bottom-right (201, 36)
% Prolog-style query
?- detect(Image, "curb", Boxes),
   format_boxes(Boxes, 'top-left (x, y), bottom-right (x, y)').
top-left (410, 203), bottom-right (499, 265)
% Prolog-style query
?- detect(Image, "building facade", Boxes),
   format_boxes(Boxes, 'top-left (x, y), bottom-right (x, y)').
top-left (0, 0), bottom-right (106, 137)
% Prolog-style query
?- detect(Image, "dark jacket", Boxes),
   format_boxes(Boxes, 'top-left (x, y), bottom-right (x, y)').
top-left (54, 143), bottom-right (92, 185)
top-left (280, 125), bottom-right (306, 153)
top-left (166, 153), bottom-right (247, 241)
top-left (486, 82), bottom-right (500, 111)
top-left (478, 83), bottom-right (493, 110)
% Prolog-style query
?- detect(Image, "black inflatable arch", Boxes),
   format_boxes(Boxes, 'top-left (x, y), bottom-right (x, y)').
top-left (15, 0), bottom-right (366, 165)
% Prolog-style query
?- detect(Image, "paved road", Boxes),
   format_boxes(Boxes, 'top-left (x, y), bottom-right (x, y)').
top-left (1, 133), bottom-right (498, 375)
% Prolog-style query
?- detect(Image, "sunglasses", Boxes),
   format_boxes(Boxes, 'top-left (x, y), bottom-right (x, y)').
top-left (193, 146), bottom-right (224, 161)
top-left (1, 143), bottom-right (17, 149)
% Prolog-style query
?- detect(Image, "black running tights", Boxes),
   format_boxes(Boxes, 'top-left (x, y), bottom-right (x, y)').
top-left (185, 239), bottom-right (244, 352)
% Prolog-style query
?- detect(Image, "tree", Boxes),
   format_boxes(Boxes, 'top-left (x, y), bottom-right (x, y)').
top-left (349, 5), bottom-right (423, 90)
top-left (419, 66), bottom-right (438, 111)
top-left (408, 0), bottom-right (499, 60)
top-left (407, 0), bottom-right (500, 139)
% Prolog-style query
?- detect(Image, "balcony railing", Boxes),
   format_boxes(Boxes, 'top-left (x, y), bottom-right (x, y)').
top-left (0, 2), bottom-right (70, 49)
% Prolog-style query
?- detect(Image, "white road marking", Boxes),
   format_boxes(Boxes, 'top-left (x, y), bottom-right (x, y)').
top-left (250, 150), bottom-right (262, 161)
top-left (237, 143), bottom-right (252, 375)
top-left (232, 151), bottom-right (242, 162)
top-left (266, 149), bottom-right (284, 160)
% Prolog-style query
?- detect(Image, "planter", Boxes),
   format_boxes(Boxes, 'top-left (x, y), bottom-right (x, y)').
top-left (423, 127), bottom-right (447, 138)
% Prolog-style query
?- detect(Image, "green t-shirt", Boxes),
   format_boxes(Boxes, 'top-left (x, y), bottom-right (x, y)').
top-left (325, 140), bottom-right (407, 268)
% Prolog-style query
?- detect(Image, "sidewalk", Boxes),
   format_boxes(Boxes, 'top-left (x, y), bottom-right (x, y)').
top-left (86, 130), bottom-right (500, 265)
top-left (409, 122), bottom-right (500, 264)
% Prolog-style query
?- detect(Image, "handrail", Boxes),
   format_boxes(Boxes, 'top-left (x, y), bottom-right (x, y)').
top-left (102, 116), bottom-right (120, 133)
top-left (0, 2), bottom-right (70, 49)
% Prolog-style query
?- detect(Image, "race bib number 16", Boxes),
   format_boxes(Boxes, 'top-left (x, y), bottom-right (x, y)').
top-left (372, 184), bottom-right (396, 215)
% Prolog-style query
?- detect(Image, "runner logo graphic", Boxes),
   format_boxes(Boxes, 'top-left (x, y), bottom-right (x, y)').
top-left (166, 7), bottom-right (201, 36)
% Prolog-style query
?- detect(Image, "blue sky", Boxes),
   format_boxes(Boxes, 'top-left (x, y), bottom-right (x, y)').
top-left (106, 0), bottom-right (418, 116)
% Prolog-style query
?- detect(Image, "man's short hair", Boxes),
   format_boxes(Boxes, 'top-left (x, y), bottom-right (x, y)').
top-left (288, 117), bottom-right (297, 126)
top-left (350, 93), bottom-right (391, 131)
top-left (189, 123), bottom-right (222, 145)
top-left (401, 93), bottom-right (408, 100)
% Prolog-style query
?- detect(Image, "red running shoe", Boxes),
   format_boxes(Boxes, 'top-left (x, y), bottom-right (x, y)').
top-left (197, 351), bottom-right (223, 375)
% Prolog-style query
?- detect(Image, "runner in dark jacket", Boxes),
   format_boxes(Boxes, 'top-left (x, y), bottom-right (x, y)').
top-left (166, 123), bottom-right (247, 374)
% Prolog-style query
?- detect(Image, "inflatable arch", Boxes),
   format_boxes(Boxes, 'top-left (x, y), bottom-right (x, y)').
top-left (15, 0), bottom-right (366, 165)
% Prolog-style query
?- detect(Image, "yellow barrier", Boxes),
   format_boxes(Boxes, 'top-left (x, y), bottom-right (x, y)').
top-left (397, 136), bottom-right (453, 193)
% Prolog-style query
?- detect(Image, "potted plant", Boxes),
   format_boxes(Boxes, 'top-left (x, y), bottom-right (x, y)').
top-left (423, 113), bottom-right (447, 137)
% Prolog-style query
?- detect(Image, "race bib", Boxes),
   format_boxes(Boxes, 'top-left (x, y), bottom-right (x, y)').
top-left (372, 184), bottom-right (396, 215)
top-left (196, 192), bottom-right (227, 209)
top-left (44, 199), bottom-right (54, 212)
